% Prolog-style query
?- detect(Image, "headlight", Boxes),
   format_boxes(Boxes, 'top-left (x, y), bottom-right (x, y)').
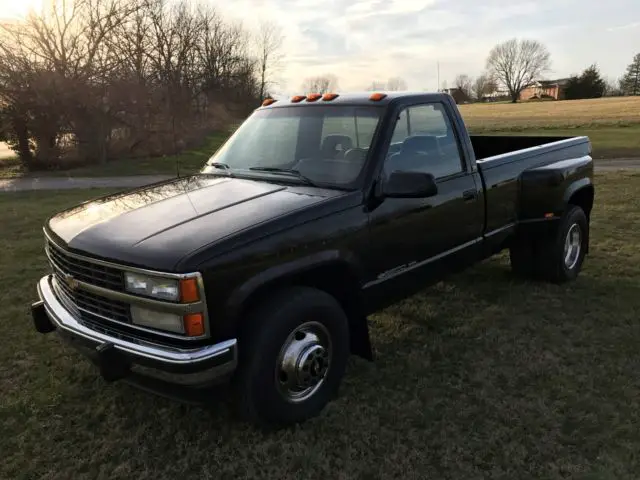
top-left (125, 272), bottom-right (179, 301)
top-left (130, 305), bottom-right (184, 333)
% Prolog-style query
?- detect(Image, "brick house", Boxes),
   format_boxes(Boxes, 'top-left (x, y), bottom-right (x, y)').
top-left (519, 78), bottom-right (571, 101)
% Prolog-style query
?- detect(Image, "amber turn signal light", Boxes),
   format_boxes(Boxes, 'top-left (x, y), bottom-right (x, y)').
top-left (184, 313), bottom-right (205, 337)
top-left (322, 93), bottom-right (339, 101)
top-left (369, 92), bottom-right (387, 101)
top-left (179, 278), bottom-right (200, 303)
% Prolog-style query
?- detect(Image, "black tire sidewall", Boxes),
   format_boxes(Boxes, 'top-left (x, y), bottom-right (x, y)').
top-left (236, 287), bottom-right (350, 427)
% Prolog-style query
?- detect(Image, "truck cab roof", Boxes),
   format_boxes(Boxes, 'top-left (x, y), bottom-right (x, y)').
top-left (260, 91), bottom-right (451, 108)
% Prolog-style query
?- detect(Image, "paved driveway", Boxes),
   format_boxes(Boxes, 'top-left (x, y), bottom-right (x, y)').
top-left (0, 175), bottom-right (173, 192)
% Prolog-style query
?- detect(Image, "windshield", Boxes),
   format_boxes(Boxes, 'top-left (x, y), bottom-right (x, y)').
top-left (201, 105), bottom-right (382, 187)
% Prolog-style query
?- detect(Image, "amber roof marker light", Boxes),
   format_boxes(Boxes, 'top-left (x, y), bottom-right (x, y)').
top-left (369, 92), bottom-right (387, 101)
top-left (306, 93), bottom-right (322, 102)
top-left (261, 98), bottom-right (277, 106)
top-left (322, 93), bottom-right (339, 101)
top-left (291, 95), bottom-right (306, 103)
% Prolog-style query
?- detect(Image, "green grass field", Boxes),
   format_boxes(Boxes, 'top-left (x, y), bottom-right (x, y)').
top-left (1, 172), bottom-right (640, 479)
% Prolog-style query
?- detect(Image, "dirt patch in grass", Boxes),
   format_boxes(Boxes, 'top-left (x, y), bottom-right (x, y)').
top-left (1, 173), bottom-right (640, 479)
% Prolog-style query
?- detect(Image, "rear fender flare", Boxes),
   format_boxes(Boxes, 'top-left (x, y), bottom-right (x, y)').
top-left (562, 177), bottom-right (593, 210)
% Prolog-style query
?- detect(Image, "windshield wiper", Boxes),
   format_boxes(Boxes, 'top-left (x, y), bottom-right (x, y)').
top-left (203, 161), bottom-right (234, 176)
top-left (248, 167), bottom-right (316, 186)
top-left (207, 162), bottom-right (230, 169)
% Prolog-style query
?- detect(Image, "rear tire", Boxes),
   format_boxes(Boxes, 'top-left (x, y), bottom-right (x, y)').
top-left (509, 205), bottom-right (588, 283)
top-left (233, 286), bottom-right (350, 428)
top-left (537, 205), bottom-right (588, 283)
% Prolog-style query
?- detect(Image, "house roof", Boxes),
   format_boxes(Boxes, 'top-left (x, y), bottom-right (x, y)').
top-left (534, 78), bottom-right (571, 87)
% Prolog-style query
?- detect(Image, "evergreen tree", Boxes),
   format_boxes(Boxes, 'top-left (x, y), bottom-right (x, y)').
top-left (565, 64), bottom-right (606, 99)
top-left (621, 53), bottom-right (640, 96)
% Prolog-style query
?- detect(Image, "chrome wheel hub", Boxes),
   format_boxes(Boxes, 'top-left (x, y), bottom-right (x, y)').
top-left (276, 321), bottom-right (332, 403)
top-left (564, 223), bottom-right (582, 270)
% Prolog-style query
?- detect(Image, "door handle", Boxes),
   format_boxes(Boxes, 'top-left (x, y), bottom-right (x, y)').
top-left (462, 189), bottom-right (477, 201)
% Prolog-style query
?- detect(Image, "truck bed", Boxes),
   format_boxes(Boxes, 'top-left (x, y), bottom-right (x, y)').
top-left (470, 134), bottom-right (575, 161)
top-left (471, 134), bottom-right (592, 252)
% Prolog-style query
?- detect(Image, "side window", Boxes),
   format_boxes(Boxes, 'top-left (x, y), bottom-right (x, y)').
top-left (384, 103), bottom-right (464, 179)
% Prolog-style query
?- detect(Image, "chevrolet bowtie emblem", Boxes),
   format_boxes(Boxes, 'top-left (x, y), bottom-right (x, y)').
top-left (63, 273), bottom-right (79, 290)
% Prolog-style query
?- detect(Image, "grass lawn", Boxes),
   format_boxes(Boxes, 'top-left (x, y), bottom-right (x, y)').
top-left (1, 172), bottom-right (640, 479)
top-left (459, 96), bottom-right (640, 159)
top-left (459, 96), bottom-right (640, 130)
top-left (467, 125), bottom-right (640, 159)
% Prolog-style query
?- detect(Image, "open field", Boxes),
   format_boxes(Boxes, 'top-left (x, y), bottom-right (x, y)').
top-left (1, 97), bottom-right (640, 178)
top-left (1, 172), bottom-right (640, 479)
top-left (459, 96), bottom-right (640, 130)
top-left (459, 96), bottom-right (640, 159)
top-left (470, 125), bottom-right (640, 159)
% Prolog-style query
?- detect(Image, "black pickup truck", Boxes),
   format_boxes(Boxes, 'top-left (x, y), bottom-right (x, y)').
top-left (32, 91), bottom-right (594, 427)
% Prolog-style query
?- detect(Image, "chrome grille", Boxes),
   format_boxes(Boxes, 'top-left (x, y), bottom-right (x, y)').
top-left (46, 238), bottom-right (124, 291)
top-left (46, 236), bottom-right (132, 325)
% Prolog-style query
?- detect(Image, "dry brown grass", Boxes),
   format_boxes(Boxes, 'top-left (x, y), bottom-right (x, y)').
top-left (459, 96), bottom-right (640, 131)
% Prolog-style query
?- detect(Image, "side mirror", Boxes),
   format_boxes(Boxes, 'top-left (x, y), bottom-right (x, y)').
top-left (382, 171), bottom-right (438, 198)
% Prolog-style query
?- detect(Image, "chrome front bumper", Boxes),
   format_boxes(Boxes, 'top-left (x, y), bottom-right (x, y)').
top-left (34, 274), bottom-right (238, 389)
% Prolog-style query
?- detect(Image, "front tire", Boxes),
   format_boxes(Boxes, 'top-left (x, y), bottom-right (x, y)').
top-left (233, 286), bottom-right (350, 428)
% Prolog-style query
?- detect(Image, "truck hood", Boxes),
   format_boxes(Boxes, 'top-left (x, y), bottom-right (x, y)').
top-left (47, 175), bottom-right (351, 271)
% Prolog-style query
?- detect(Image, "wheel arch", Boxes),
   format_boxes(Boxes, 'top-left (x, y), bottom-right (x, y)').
top-left (566, 182), bottom-right (594, 219)
top-left (226, 251), bottom-right (373, 360)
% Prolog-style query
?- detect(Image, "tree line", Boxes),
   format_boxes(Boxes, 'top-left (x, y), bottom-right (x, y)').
top-left (0, 0), bottom-right (283, 171)
top-left (298, 40), bottom-right (639, 106)
top-left (453, 39), bottom-right (640, 103)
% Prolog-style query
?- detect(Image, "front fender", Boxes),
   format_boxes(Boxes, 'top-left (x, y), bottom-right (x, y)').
top-left (224, 249), bottom-right (364, 324)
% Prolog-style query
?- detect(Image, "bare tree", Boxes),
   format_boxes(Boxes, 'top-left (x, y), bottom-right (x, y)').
top-left (486, 38), bottom-right (551, 103)
top-left (472, 73), bottom-right (498, 101)
top-left (255, 20), bottom-right (284, 100)
top-left (366, 80), bottom-right (387, 91)
top-left (0, 0), bottom-right (139, 166)
top-left (454, 74), bottom-right (473, 99)
top-left (301, 74), bottom-right (339, 93)
top-left (0, 0), bottom-right (265, 171)
top-left (472, 74), bottom-right (488, 101)
top-left (386, 76), bottom-right (407, 91)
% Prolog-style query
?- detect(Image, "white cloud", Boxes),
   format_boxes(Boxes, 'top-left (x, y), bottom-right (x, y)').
top-left (210, 0), bottom-right (640, 93)
top-left (607, 22), bottom-right (640, 31)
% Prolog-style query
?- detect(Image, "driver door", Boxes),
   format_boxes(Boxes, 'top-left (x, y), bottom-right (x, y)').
top-left (362, 102), bottom-right (484, 310)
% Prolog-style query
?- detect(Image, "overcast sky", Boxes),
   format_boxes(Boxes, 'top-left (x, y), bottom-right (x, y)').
top-left (217, 0), bottom-right (640, 94)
